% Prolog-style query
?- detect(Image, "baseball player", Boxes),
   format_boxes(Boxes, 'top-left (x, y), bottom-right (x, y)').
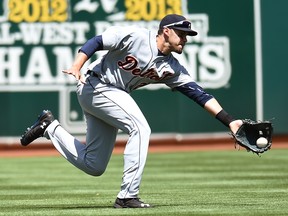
top-left (20, 14), bottom-right (243, 208)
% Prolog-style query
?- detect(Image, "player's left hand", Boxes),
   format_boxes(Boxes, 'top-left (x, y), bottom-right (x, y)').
top-left (62, 69), bottom-right (86, 84)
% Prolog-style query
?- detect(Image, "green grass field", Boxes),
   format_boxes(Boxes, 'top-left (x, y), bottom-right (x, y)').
top-left (1, 149), bottom-right (288, 216)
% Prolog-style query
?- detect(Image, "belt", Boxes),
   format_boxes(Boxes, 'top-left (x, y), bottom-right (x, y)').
top-left (87, 70), bottom-right (97, 76)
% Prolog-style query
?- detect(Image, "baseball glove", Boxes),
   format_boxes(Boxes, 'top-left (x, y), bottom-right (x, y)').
top-left (232, 119), bottom-right (273, 154)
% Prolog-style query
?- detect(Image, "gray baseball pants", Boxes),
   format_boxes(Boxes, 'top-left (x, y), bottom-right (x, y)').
top-left (45, 75), bottom-right (151, 198)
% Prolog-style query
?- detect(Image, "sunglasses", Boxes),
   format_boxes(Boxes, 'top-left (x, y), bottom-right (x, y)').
top-left (163, 20), bottom-right (192, 29)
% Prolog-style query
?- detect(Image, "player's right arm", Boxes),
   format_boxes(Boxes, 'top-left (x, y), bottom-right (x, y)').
top-left (175, 82), bottom-right (242, 134)
top-left (204, 98), bottom-right (242, 134)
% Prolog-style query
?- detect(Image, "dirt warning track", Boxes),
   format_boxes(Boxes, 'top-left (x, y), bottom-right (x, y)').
top-left (0, 135), bottom-right (287, 157)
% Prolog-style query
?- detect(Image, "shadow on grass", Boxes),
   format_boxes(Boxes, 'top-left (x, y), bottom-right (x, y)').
top-left (36, 203), bottom-right (183, 210)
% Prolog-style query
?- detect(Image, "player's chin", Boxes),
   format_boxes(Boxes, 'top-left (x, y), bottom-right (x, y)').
top-left (175, 49), bottom-right (183, 54)
top-left (175, 45), bottom-right (184, 54)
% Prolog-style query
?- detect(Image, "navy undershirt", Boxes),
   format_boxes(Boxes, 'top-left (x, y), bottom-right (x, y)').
top-left (175, 82), bottom-right (214, 107)
top-left (79, 35), bottom-right (103, 58)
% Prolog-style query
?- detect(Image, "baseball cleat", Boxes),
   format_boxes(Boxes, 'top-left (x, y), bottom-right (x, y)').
top-left (113, 197), bottom-right (151, 208)
top-left (20, 110), bottom-right (54, 146)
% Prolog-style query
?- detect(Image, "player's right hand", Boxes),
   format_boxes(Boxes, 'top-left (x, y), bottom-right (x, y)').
top-left (229, 119), bottom-right (243, 134)
top-left (62, 69), bottom-right (86, 84)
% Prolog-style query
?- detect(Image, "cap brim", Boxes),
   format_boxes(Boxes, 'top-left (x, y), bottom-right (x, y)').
top-left (172, 27), bottom-right (198, 36)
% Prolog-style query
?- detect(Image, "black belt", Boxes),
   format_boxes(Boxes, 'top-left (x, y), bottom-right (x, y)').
top-left (87, 70), bottom-right (98, 77)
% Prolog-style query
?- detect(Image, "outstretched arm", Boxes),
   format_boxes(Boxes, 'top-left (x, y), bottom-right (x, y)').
top-left (204, 98), bottom-right (242, 134)
top-left (175, 82), bottom-right (242, 134)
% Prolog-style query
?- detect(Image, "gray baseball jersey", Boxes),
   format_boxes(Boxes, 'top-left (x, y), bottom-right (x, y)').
top-left (87, 26), bottom-right (194, 92)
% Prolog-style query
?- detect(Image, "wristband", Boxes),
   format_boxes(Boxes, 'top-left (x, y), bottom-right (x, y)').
top-left (215, 109), bottom-right (234, 127)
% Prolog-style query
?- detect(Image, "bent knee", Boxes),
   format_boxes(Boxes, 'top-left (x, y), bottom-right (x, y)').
top-left (84, 162), bottom-right (107, 176)
top-left (136, 124), bottom-right (151, 137)
top-left (86, 167), bottom-right (106, 177)
top-left (145, 125), bottom-right (151, 136)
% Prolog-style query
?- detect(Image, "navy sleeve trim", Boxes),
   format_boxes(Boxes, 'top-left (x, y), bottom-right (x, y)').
top-left (78, 35), bottom-right (103, 58)
top-left (175, 82), bottom-right (214, 107)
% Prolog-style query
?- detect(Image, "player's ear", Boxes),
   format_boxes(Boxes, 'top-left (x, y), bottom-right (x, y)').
top-left (162, 27), bottom-right (170, 38)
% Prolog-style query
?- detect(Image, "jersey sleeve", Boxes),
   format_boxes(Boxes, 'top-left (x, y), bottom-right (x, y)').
top-left (161, 57), bottom-right (214, 107)
top-left (101, 26), bottom-right (135, 50)
top-left (162, 61), bottom-right (195, 88)
top-left (79, 35), bottom-right (103, 58)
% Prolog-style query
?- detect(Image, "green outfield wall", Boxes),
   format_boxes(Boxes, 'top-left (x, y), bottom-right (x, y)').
top-left (0, 0), bottom-right (286, 141)
top-left (261, 0), bottom-right (288, 134)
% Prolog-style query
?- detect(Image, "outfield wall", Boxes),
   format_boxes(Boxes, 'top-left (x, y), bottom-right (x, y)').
top-left (0, 0), bottom-right (287, 144)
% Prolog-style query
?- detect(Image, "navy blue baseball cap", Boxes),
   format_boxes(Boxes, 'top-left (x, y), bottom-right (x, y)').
top-left (159, 14), bottom-right (197, 36)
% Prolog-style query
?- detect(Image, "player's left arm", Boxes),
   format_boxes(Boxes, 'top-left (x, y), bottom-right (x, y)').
top-left (175, 82), bottom-right (242, 133)
top-left (62, 35), bottom-right (104, 83)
